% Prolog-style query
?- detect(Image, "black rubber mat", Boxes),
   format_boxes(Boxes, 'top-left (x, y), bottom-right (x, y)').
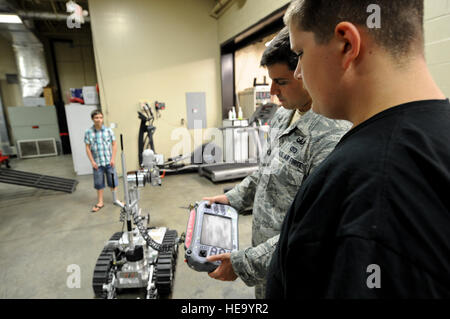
top-left (0, 168), bottom-right (78, 193)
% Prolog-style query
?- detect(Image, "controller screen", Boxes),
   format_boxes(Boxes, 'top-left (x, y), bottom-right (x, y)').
top-left (200, 214), bottom-right (232, 250)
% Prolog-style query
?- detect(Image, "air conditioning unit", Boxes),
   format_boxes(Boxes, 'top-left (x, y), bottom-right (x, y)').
top-left (17, 138), bottom-right (58, 158)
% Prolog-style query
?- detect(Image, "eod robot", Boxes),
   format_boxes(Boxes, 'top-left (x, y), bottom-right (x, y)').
top-left (92, 135), bottom-right (181, 299)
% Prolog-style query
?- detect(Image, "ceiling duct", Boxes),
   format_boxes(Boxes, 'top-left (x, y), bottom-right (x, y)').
top-left (210, 0), bottom-right (233, 19)
top-left (0, 26), bottom-right (50, 100)
top-left (11, 29), bottom-right (49, 98)
top-left (0, 0), bottom-right (49, 98)
top-left (16, 10), bottom-right (90, 22)
top-left (0, 0), bottom-right (89, 98)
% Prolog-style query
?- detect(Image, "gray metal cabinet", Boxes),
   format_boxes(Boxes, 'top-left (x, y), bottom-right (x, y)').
top-left (8, 105), bottom-right (61, 152)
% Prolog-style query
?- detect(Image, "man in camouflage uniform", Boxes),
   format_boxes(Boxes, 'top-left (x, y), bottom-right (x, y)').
top-left (204, 27), bottom-right (351, 299)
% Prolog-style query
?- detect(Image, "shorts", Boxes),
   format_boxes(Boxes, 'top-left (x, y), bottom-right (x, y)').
top-left (93, 165), bottom-right (119, 190)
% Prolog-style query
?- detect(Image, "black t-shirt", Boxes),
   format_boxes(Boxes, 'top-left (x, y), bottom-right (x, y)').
top-left (266, 99), bottom-right (450, 298)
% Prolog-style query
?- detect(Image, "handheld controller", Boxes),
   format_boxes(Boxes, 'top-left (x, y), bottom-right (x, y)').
top-left (184, 201), bottom-right (239, 273)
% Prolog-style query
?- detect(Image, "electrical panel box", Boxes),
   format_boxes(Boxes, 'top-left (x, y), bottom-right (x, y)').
top-left (186, 92), bottom-right (207, 130)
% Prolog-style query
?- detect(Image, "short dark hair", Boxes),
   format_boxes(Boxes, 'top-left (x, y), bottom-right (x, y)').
top-left (284, 0), bottom-right (424, 59)
top-left (260, 27), bottom-right (298, 71)
top-left (91, 109), bottom-right (103, 119)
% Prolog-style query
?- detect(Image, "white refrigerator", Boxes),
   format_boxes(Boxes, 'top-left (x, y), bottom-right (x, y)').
top-left (65, 103), bottom-right (98, 175)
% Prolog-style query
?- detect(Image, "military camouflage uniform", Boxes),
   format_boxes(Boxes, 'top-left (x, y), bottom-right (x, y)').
top-left (226, 107), bottom-right (351, 299)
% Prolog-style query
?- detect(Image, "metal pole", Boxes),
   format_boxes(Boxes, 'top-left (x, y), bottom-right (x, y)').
top-left (120, 134), bottom-right (133, 247)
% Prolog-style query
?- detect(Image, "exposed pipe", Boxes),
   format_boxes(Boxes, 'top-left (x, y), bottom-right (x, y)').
top-left (210, 0), bottom-right (233, 19)
top-left (0, 0), bottom-right (89, 100)
top-left (17, 10), bottom-right (90, 22)
top-left (11, 30), bottom-right (50, 98)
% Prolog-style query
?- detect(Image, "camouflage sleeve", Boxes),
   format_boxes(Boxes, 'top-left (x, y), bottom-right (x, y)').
top-left (304, 122), bottom-right (350, 177)
top-left (225, 169), bottom-right (261, 212)
top-left (229, 234), bottom-right (279, 287)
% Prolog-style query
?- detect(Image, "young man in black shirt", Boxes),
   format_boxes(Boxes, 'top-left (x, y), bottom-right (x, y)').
top-left (266, 0), bottom-right (450, 298)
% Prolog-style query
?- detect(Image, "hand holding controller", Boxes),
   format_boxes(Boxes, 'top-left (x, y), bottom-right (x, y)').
top-left (184, 201), bottom-right (239, 273)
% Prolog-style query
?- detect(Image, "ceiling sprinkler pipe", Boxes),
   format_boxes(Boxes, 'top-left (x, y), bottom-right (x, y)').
top-left (17, 10), bottom-right (90, 22)
top-left (210, 0), bottom-right (233, 19)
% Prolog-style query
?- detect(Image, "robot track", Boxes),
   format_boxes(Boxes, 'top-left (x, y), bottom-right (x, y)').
top-left (92, 232), bottom-right (123, 299)
top-left (92, 230), bottom-right (179, 299)
top-left (155, 229), bottom-right (179, 297)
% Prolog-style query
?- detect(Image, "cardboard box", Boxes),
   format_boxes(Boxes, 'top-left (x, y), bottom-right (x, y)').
top-left (43, 87), bottom-right (54, 106)
top-left (82, 86), bottom-right (99, 105)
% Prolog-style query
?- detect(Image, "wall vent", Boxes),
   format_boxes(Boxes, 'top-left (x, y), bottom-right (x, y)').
top-left (17, 138), bottom-right (58, 158)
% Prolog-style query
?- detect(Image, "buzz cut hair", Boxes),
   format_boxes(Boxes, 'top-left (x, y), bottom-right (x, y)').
top-left (284, 0), bottom-right (425, 59)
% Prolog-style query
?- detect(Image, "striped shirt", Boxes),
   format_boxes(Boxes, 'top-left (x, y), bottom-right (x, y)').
top-left (84, 125), bottom-right (116, 167)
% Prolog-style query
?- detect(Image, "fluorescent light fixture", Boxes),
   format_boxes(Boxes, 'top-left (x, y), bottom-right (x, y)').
top-left (0, 14), bottom-right (23, 24)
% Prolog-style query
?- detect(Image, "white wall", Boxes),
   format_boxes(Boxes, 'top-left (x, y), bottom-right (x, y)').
top-left (217, 0), bottom-right (290, 44)
top-left (89, 0), bottom-right (221, 171)
top-left (424, 0), bottom-right (450, 97)
top-left (87, 0), bottom-right (449, 173)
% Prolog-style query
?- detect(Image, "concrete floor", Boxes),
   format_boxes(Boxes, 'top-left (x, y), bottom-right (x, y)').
top-left (0, 155), bottom-right (255, 299)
